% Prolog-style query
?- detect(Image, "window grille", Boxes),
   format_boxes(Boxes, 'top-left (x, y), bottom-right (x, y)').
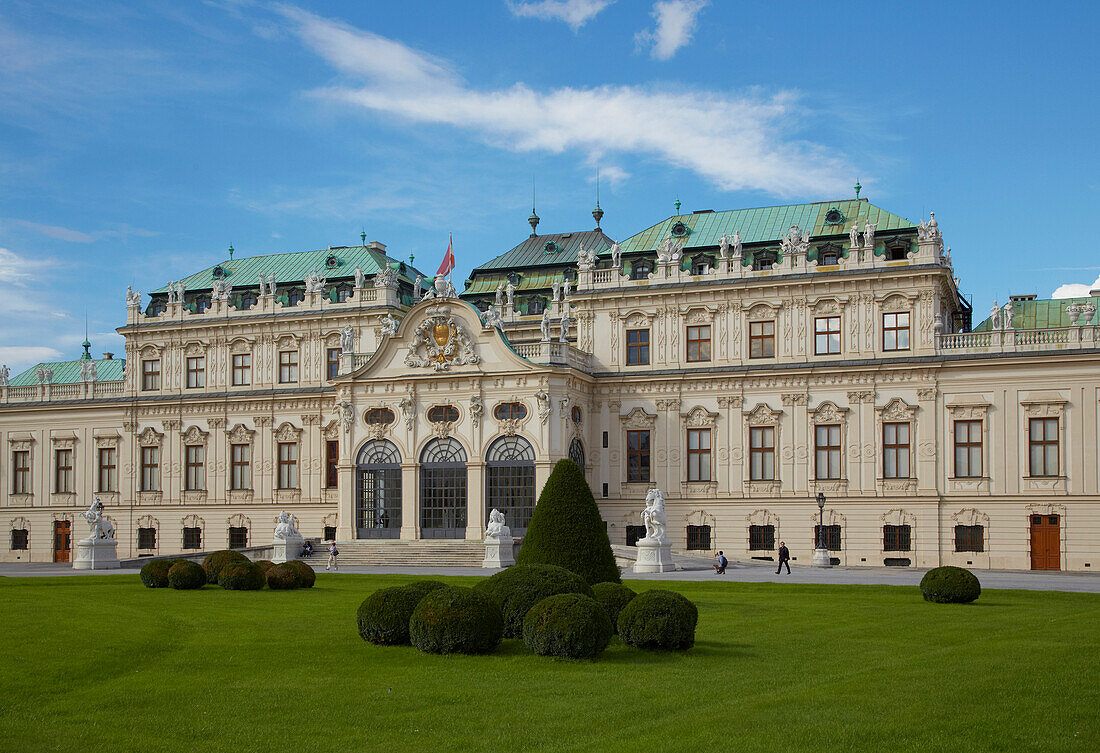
top-left (228, 526), bottom-right (248, 549)
top-left (813, 524), bottom-right (842, 551)
top-left (365, 408), bottom-right (396, 425)
top-left (954, 525), bottom-right (984, 552)
top-left (686, 525), bottom-right (711, 550)
top-left (357, 440), bottom-right (402, 539)
top-left (568, 438), bottom-right (585, 472)
top-left (493, 403), bottom-right (527, 421)
top-left (749, 524), bottom-right (775, 551)
top-left (883, 524), bottom-right (911, 552)
top-left (626, 525), bottom-right (646, 546)
top-left (428, 405), bottom-right (459, 423)
top-left (11, 529), bottom-right (28, 550)
top-left (183, 527), bottom-right (202, 550)
top-left (420, 439), bottom-right (468, 539)
top-left (486, 437), bottom-right (536, 534)
top-left (138, 527), bottom-right (157, 550)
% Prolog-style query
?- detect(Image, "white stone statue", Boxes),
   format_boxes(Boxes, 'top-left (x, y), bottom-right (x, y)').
top-left (540, 309), bottom-right (552, 342)
top-left (641, 488), bottom-right (668, 545)
top-left (482, 507), bottom-right (515, 567)
top-left (305, 270), bottom-right (326, 294)
top-left (36, 367), bottom-right (54, 384)
top-left (483, 304), bottom-right (504, 330)
top-left (610, 242), bottom-right (622, 268)
top-left (375, 266), bottom-right (399, 290)
top-left (166, 282), bottom-right (176, 304)
top-left (212, 279), bottom-right (232, 301)
top-left (864, 221), bottom-right (877, 250)
top-left (469, 395), bottom-right (484, 427)
top-left (80, 359), bottom-right (98, 383)
top-left (670, 240), bottom-right (683, 264)
top-left (534, 389), bottom-right (551, 423)
top-left (505, 280), bottom-right (516, 308)
top-left (718, 234), bottom-right (730, 259)
top-left (918, 212), bottom-right (941, 242)
top-left (274, 511), bottom-right (302, 540)
top-left (485, 508), bottom-right (511, 539)
top-left (333, 400), bottom-right (354, 433)
top-left (340, 323), bottom-right (355, 353)
top-left (656, 238), bottom-right (672, 263)
top-left (849, 223), bottom-right (860, 250)
top-left (258, 273), bottom-right (268, 293)
top-left (413, 274), bottom-right (423, 302)
top-left (1002, 300), bottom-right (1015, 330)
top-left (354, 265), bottom-right (366, 289)
top-left (731, 231), bottom-right (742, 259)
top-left (559, 310), bottom-right (572, 343)
top-left (781, 225), bottom-right (811, 257)
top-left (990, 300), bottom-right (1001, 329)
top-left (552, 279), bottom-right (561, 302)
top-left (577, 242), bottom-right (597, 269)
top-left (380, 313), bottom-right (399, 338)
top-left (562, 279), bottom-right (572, 299)
top-left (494, 283), bottom-right (504, 306)
top-left (942, 246), bottom-right (952, 267)
top-left (267, 274), bottom-right (277, 297)
top-left (80, 498), bottom-right (116, 542)
top-left (126, 286), bottom-right (140, 307)
top-left (0, 365), bottom-right (9, 387)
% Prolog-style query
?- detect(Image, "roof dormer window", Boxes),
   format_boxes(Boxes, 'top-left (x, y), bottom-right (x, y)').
top-left (325, 254), bottom-right (339, 268)
top-left (824, 208), bottom-right (845, 225)
top-left (543, 241), bottom-right (558, 254)
top-left (212, 266), bottom-right (224, 278)
top-left (671, 221), bottom-right (689, 237)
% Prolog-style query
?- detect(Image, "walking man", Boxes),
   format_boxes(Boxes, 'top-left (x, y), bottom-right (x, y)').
top-left (713, 550), bottom-right (728, 575)
top-left (326, 540), bottom-right (339, 571)
top-left (776, 541), bottom-right (791, 575)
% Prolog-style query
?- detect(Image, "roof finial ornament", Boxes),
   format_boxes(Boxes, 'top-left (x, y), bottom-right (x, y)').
top-left (528, 180), bottom-right (540, 237)
top-left (674, 197), bottom-right (681, 214)
top-left (360, 229), bottom-right (367, 245)
top-left (82, 313), bottom-right (91, 360)
top-left (592, 167), bottom-right (604, 229)
top-left (228, 243), bottom-right (234, 260)
top-left (854, 179), bottom-right (862, 199)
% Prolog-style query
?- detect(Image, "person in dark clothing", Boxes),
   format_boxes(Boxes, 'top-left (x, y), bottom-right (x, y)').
top-left (776, 541), bottom-right (791, 574)
top-left (300, 540), bottom-right (314, 558)
top-left (713, 551), bottom-right (728, 575)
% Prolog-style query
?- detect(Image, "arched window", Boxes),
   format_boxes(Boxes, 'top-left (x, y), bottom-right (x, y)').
top-left (428, 405), bottom-right (459, 423)
top-left (237, 292), bottom-right (258, 311)
top-left (752, 249), bottom-right (777, 271)
top-left (485, 436), bottom-right (536, 535)
top-left (568, 437), bottom-right (585, 472)
top-left (691, 255), bottom-right (715, 275)
top-left (630, 260), bottom-right (652, 280)
top-left (528, 297), bottom-right (546, 315)
top-left (356, 440), bottom-right (402, 539)
top-left (420, 438), bottom-right (468, 539)
top-left (365, 408), bottom-right (395, 425)
top-left (192, 295), bottom-right (211, 314)
top-left (494, 403), bottom-right (528, 421)
top-left (571, 406), bottom-right (582, 424)
top-left (333, 284), bottom-right (353, 303)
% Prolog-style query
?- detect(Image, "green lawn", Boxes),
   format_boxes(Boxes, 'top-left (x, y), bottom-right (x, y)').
top-left (1, 574), bottom-right (1097, 753)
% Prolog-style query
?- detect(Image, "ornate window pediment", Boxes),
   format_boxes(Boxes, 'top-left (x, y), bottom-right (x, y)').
top-left (811, 297), bottom-right (845, 316)
top-left (951, 507), bottom-right (989, 527)
top-left (50, 432), bottom-right (77, 450)
top-left (621, 310), bottom-right (654, 327)
top-left (746, 303), bottom-right (778, 321)
top-left (138, 427), bottom-right (163, 447)
top-left (93, 430), bottom-right (121, 448)
top-left (810, 401), bottom-right (848, 425)
top-left (879, 293), bottom-right (915, 313)
top-left (746, 509), bottom-right (779, 527)
top-left (229, 338), bottom-right (253, 353)
top-left (183, 341), bottom-right (207, 356)
top-left (809, 508), bottom-right (846, 527)
top-left (877, 398), bottom-right (917, 422)
top-left (743, 403), bottom-right (782, 426)
top-left (619, 407), bottom-right (657, 429)
top-left (1020, 392), bottom-right (1068, 418)
top-left (681, 306), bottom-right (714, 324)
top-left (274, 422), bottom-right (301, 443)
top-left (946, 395), bottom-right (991, 420)
top-left (404, 305), bottom-right (481, 372)
top-left (181, 425), bottom-right (208, 446)
top-left (881, 508), bottom-right (916, 527)
top-left (226, 424), bottom-right (254, 444)
top-left (681, 406), bottom-right (718, 428)
top-left (276, 334), bottom-right (300, 350)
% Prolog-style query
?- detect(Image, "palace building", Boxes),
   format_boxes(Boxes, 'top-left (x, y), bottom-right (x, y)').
top-left (2, 198), bottom-right (1098, 572)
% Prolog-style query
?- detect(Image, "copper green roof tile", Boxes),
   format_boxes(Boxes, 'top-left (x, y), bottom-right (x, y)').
top-left (464, 270), bottom-right (571, 295)
top-left (470, 230), bottom-right (615, 272)
top-left (9, 358), bottom-right (125, 387)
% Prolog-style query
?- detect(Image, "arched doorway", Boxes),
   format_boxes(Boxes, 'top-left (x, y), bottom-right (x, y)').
top-left (485, 436), bottom-right (536, 536)
top-left (420, 438), bottom-right (468, 539)
top-left (356, 440), bottom-right (402, 539)
top-left (568, 437), bottom-right (586, 473)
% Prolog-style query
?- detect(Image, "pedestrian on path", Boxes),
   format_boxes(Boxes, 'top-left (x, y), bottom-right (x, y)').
top-left (326, 541), bottom-right (339, 571)
top-left (776, 541), bottom-right (791, 574)
top-left (713, 550), bottom-right (728, 574)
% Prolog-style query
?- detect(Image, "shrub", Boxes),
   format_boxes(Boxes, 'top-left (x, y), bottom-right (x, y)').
top-left (591, 582), bottom-right (637, 632)
top-left (357, 581), bottom-right (448, 645)
top-left (409, 586), bottom-right (503, 655)
top-left (254, 560), bottom-right (275, 575)
top-left (284, 560), bottom-right (316, 588)
top-left (523, 593), bottom-right (613, 659)
top-left (167, 560), bottom-right (206, 590)
top-left (201, 550), bottom-right (250, 584)
top-left (516, 459), bottom-right (621, 585)
top-left (920, 566), bottom-right (981, 604)
top-left (473, 564), bottom-right (593, 638)
top-left (617, 589), bottom-right (698, 650)
top-left (140, 558), bottom-right (182, 588)
top-left (218, 561), bottom-right (266, 591)
top-left (266, 563), bottom-right (299, 590)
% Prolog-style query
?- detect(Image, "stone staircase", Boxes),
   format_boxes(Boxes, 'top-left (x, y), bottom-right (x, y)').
top-left (302, 540), bottom-right (492, 568)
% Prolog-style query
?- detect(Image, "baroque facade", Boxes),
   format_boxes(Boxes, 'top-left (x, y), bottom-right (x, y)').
top-left (2, 199), bottom-right (1098, 572)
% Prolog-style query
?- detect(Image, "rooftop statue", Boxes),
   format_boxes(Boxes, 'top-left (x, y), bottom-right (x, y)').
top-left (731, 231), bottom-right (742, 258)
top-left (864, 221), bottom-right (877, 250)
top-left (484, 304), bottom-right (504, 331)
top-left (126, 286), bottom-right (141, 307)
top-left (610, 242), bottom-right (622, 268)
top-left (494, 282), bottom-right (504, 306)
top-left (304, 270), bottom-right (326, 294)
top-left (413, 274), bottom-right (423, 302)
top-left (559, 310), bottom-right (572, 343)
top-left (80, 498), bottom-right (116, 542)
top-left (540, 309), bottom-right (552, 342)
top-left (718, 234), bottom-right (730, 259)
top-left (380, 313), bottom-right (399, 338)
top-left (340, 323), bottom-right (355, 353)
top-left (505, 280), bottom-right (516, 308)
top-left (989, 300), bottom-right (1001, 329)
top-left (354, 265), bottom-right (366, 289)
top-left (0, 365), bottom-right (9, 387)
top-left (849, 223), bottom-right (860, 250)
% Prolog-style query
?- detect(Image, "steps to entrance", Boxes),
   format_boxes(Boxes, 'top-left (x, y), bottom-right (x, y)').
top-left (307, 540), bottom-right (490, 568)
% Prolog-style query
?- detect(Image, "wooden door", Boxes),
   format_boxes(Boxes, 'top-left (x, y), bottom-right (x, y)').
top-left (1029, 515), bottom-right (1060, 571)
top-left (54, 520), bottom-right (71, 563)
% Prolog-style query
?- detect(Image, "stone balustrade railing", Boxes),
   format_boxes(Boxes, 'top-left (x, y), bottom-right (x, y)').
top-left (512, 341), bottom-right (590, 370)
top-left (0, 380), bottom-right (128, 405)
top-left (937, 326), bottom-right (1098, 354)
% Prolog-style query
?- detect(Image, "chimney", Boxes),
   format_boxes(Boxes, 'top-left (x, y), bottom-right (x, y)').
top-left (103, 353), bottom-right (114, 360)
top-left (368, 241), bottom-right (387, 252)
top-left (1091, 287), bottom-right (1100, 298)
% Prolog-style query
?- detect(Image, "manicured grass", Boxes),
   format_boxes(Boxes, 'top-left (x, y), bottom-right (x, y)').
top-left (1, 574), bottom-right (1098, 752)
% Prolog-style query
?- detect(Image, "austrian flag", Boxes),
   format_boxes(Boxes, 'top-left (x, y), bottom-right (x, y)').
top-left (437, 234), bottom-right (455, 276)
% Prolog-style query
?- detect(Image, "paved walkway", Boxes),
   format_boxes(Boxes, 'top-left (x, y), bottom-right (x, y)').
top-left (3, 560), bottom-right (1099, 593)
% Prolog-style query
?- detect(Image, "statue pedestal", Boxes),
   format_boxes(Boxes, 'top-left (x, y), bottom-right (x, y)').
top-left (72, 538), bottom-right (120, 570)
top-left (812, 547), bottom-right (833, 568)
top-left (632, 539), bottom-right (674, 573)
top-left (483, 536), bottom-right (515, 568)
top-left (272, 535), bottom-right (305, 564)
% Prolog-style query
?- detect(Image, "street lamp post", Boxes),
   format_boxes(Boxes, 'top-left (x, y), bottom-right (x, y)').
top-left (812, 492), bottom-right (832, 568)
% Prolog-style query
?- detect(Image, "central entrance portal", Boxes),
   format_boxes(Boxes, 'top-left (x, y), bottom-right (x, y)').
top-left (420, 438), bottom-right (468, 539)
top-left (356, 440), bottom-right (402, 539)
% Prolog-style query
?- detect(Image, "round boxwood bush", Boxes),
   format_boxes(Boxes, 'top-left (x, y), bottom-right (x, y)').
top-left (201, 549), bottom-right (250, 584)
top-left (523, 593), bottom-right (613, 659)
top-left (218, 561), bottom-right (266, 591)
top-left (167, 560), bottom-right (206, 590)
top-left (140, 558), bottom-right (183, 588)
top-left (253, 560), bottom-right (275, 575)
top-left (617, 589), bottom-right (698, 650)
top-left (409, 586), bottom-right (503, 655)
top-left (266, 563), bottom-right (300, 590)
top-left (591, 581), bottom-right (637, 633)
top-left (920, 566), bottom-right (981, 604)
top-left (357, 580), bottom-right (448, 645)
top-left (284, 560), bottom-right (316, 588)
top-left (473, 564), bottom-right (593, 638)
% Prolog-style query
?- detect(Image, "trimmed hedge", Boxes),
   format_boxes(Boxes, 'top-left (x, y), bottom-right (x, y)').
top-left (201, 550), bottom-right (250, 584)
top-left (266, 563), bottom-right (300, 590)
top-left (617, 589), bottom-right (698, 650)
top-left (591, 581), bottom-right (637, 633)
top-left (357, 581), bottom-right (448, 645)
top-left (140, 558), bottom-right (183, 588)
top-left (920, 566), bottom-right (981, 604)
top-left (473, 564), bottom-right (593, 638)
top-left (516, 459), bottom-right (621, 585)
top-left (218, 561), bottom-right (266, 591)
top-left (284, 560), bottom-right (316, 588)
top-left (167, 560), bottom-right (206, 590)
top-left (254, 560), bottom-right (275, 575)
top-left (409, 586), bottom-right (503, 655)
top-left (523, 593), bottom-right (613, 659)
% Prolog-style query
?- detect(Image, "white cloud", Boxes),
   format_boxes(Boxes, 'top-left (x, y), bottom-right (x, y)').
top-left (1052, 274), bottom-right (1100, 299)
top-left (590, 165), bottom-right (630, 188)
top-left (8, 219), bottom-right (161, 243)
top-left (506, 0), bottom-right (614, 31)
top-left (275, 6), bottom-right (850, 198)
top-left (635, 0), bottom-right (708, 60)
top-left (0, 346), bottom-right (63, 372)
top-left (0, 247), bottom-right (32, 283)
top-left (0, 247), bottom-right (70, 373)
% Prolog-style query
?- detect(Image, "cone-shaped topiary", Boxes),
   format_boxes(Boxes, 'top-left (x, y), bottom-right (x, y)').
top-left (591, 582), bottom-right (637, 633)
top-left (409, 586), bottom-right (503, 655)
top-left (218, 561), bottom-right (266, 590)
top-left (617, 589), bottom-right (698, 650)
top-left (284, 560), bottom-right (316, 588)
top-left (474, 564), bottom-right (593, 638)
top-left (167, 560), bottom-right (206, 590)
top-left (357, 581), bottom-right (448, 645)
top-left (523, 593), bottom-right (613, 659)
top-left (516, 458), bottom-right (620, 585)
top-left (920, 566), bottom-right (981, 603)
top-left (140, 558), bottom-right (183, 588)
top-left (201, 549), bottom-right (250, 584)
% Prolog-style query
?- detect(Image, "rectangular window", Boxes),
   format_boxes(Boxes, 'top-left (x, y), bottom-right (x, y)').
top-left (953, 420), bottom-right (983, 478)
top-left (278, 351), bottom-right (299, 384)
top-left (278, 442), bottom-right (299, 489)
top-left (12, 451), bottom-right (30, 494)
top-left (97, 447), bottom-right (117, 492)
top-left (54, 449), bottom-right (73, 493)
top-left (11, 529), bottom-right (29, 550)
top-left (626, 329), bottom-right (650, 366)
top-left (327, 348), bottom-right (341, 380)
top-left (230, 444), bottom-right (251, 491)
top-left (183, 527), bottom-right (202, 550)
top-left (749, 524), bottom-right (776, 551)
top-left (883, 312), bottom-right (910, 351)
top-left (814, 524), bottom-right (842, 551)
top-left (686, 428), bottom-right (711, 482)
top-left (324, 525), bottom-right (337, 541)
top-left (686, 325), bottom-right (711, 362)
top-left (815, 316), bottom-right (841, 355)
top-left (325, 440), bottom-right (339, 489)
top-left (142, 359), bottom-right (160, 391)
top-left (186, 356), bottom-right (205, 388)
top-left (883, 524), bottom-right (912, 552)
top-left (137, 527), bottom-right (157, 550)
top-left (749, 320), bottom-right (775, 358)
top-left (184, 445), bottom-right (205, 491)
top-left (814, 425), bottom-right (841, 480)
top-left (749, 426), bottom-right (775, 481)
top-left (228, 526), bottom-right (248, 549)
top-left (686, 525), bottom-right (711, 551)
top-left (1029, 417), bottom-right (1059, 477)
top-left (883, 422), bottom-right (911, 479)
top-left (954, 524), bottom-right (984, 553)
top-left (231, 354), bottom-right (251, 386)
top-left (626, 430), bottom-right (650, 483)
top-left (140, 447), bottom-right (160, 492)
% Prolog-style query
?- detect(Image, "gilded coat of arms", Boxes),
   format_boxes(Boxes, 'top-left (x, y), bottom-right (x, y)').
top-left (404, 305), bottom-right (481, 372)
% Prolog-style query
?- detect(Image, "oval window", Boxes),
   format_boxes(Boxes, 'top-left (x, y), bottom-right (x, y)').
top-left (494, 403), bottom-right (528, 421)
top-left (365, 408), bottom-right (395, 425)
top-left (428, 405), bottom-right (459, 423)
top-left (571, 406), bottom-right (582, 424)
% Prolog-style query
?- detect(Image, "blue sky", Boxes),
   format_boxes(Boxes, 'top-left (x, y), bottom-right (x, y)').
top-left (1, 0), bottom-right (1097, 373)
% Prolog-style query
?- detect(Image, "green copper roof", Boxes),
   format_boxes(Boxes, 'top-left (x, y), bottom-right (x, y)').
top-left (9, 358), bottom-right (125, 387)
top-left (470, 229), bottom-right (615, 273)
top-left (464, 270), bottom-right (570, 296)
top-left (151, 245), bottom-right (429, 294)
top-left (973, 296), bottom-right (1099, 332)
top-left (618, 199), bottom-right (916, 253)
